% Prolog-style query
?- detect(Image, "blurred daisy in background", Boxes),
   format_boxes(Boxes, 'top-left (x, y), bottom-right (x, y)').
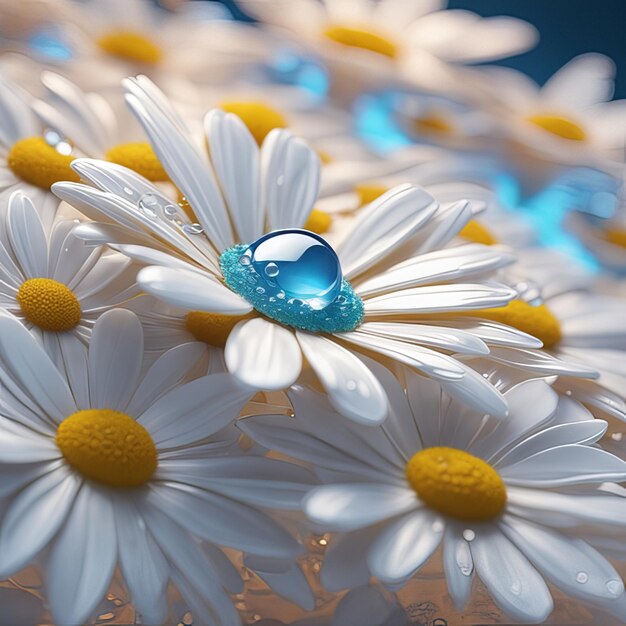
top-left (241, 363), bottom-right (626, 624)
top-left (242, 0), bottom-right (538, 102)
top-left (0, 308), bottom-right (315, 625)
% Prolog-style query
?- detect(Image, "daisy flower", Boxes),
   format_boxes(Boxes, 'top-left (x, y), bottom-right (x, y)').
top-left (476, 54), bottom-right (626, 170)
top-left (242, 0), bottom-right (537, 99)
top-left (20, 0), bottom-right (278, 95)
top-left (500, 247), bottom-right (626, 421)
top-left (240, 364), bottom-right (626, 624)
top-left (53, 76), bottom-right (529, 424)
top-left (0, 308), bottom-right (313, 626)
top-left (0, 190), bottom-right (139, 374)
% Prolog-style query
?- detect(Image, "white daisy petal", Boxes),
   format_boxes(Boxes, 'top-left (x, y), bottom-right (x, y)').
top-left (338, 330), bottom-right (467, 382)
top-left (443, 525), bottom-right (473, 610)
top-left (367, 509), bottom-right (444, 584)
top-left (297, 332), bottom-right (388, 424)
top-left (469, 527), bottom-right (553, 623)
top-left (413, 198), bottom-right (474, 255)
top-left (47, 486), bottom-right (117, 626)
top-left (373, 0), bottom-right (444, 28)
top-left (354, 244), bottom-right (515, 297)
top-left (303, 483), bottom-right (417, 531)
top-left (0, 314), bottom-right (76, 427)
top-left (6, 191), bottom-right (48, 279)
top-left (338, 185), bottom-right (438, 279)
top-left (124, 84), bottom-right (234, 250)
top-left (0, 466), bottom-right (80, 577)
top-left (88, 309), bottom-right (143, 412)
top-left (262, 129), bottom-right (320, 231)
top-left (428, 318), bottom-right (544, 349)
top-left (225, 318), bottom-right (302, 390)
top-left (114, 497), bottom-right (169, 626)
top-left (363, 282), bottom-right (517, 316)
top-left (541, 53), bottom-right (615, 111)
top-left (501, 516), bottom-right (624, 603)
top-left (358, 322), bottom-right (489, 355)
top-left (139, 373), bottom-right (251, 448)
top-left (245, 557), bottom-right (315, 611)
top-left (205, 109), bottom-right (263, 242)
top-left (137, 265), bottom-right (253, 313)
top-left (499, 445), bottom-right (626, 487)
top-left (126, 342), bottom-right (207, 416)
top-left (495, 421), bottom-right (608, 468)
top-left (321, 527), bottom-right (377, 592)
top-left (0, 417), bottom-right (61, 463)
top-left (146, 483), bottom-right (300, 559)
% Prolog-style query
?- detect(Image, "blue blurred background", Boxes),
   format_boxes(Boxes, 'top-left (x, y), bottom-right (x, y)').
top-left (218, 0), bottom-right (626, 98)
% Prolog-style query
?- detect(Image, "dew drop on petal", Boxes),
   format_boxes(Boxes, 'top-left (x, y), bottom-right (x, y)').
top-left (510, 581), bottom-right (521, 595)
top-left (182, 223), bottom-right (204, 235)
top-left (576, 572), bottom-right (588, 584)
top-left (462, 529), bottom-right (475, 542)
top-left (607, 579), bottom-right (623, 596)
top-left (138, 193), bottom-right (159, 218)
top-left (241, 229), bottom-right (343, 311)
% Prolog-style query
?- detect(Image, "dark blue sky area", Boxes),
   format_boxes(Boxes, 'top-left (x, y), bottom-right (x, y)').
top-left (218, 0), bottom-right (626, 99)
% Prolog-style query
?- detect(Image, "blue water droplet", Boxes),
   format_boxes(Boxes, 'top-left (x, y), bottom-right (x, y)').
top-left (242, 229), bottom-right (342, 310)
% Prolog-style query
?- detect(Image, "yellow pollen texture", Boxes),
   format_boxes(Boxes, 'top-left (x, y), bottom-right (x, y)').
top-left (17, 278), bottom-right (81, 332)
top-left (406, 447), bottom-right (506, 521)
top-left (468, 300), bottom-right (562, 349)
top-left (458, 220), bottom-right (498, 245)
top-left (97, 31), bottom-right (163, 64)
top-left (527, 114), bottom-right (587, 141)
top-left (185, 311), bottom-right (254, 348)
top-left (304, 209), bottom-right (333, 234)
top-left (106, 142), bottom-right (168, 181)
top-left (8, 137), bottom-right (80, 189)
top-left (219, 101), bottom-right (288, 145)
top-left (354, 183), bottom-right (389, 207)
top-left (56, 409), bottom-right (157, 488)
top-left (323, 25), bottom-right (397, 59)
top-left (414, 113), bottom-right (454, 135)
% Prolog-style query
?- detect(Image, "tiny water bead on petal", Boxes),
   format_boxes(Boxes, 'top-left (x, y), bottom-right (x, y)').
top-left (97, 31), bottom-right (163, 64)
top-left (219, 101), bottom-right (288, 145)
top-left (526, 114), bottom-right (587, 141)
top-left (221, 230), bottom-right (364, 333)
top-left (56, 409), bottom-right (157, 488)
top-left (323, 25), bottom-right (398, 59)
top-left (8, 137), bottom-right (80, 189)
top-left (406, 447), bottom-right (507, 521)
top-left (17, 278), bottom-right (82, 331)
top-left (105, 142), bottom-right (169, 181)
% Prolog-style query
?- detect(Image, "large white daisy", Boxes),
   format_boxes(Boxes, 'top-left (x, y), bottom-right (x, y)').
top-left (0, 308), bottom-right (314, 625)
top-left (51, 76), bottom-right (535, 424)
top-left (242, 0), bottom-right (537, 99)
top-left (0, 190), bottom-right (139, 374)
top-left (240, 362), bottom-right (626, 624)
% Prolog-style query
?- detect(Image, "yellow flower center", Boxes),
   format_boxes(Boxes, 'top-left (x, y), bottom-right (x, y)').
top-left (317, 149), bottom-right (333, 165)
top-left (304, 209), bottom-right (332, 234)
top-left (354, 183), bottom-right (389, 207)
top-left (605, 228), bottom-right (626, 249)
top-left (468, 300), bottom-right (562, 349)
top-left (458, 220), bottom-right (497, 245)
top-left (219, 101), bottom-right (288, 146)
top-left (105, 142), bottom-right (168, 181)
top-left (56, 409), bottom-right (157, 488)
top-left (526, 114), bottom-right (587, 141)
top-left (406, 447), bottom-right (506, 521)
top-left (17, 278), bottom-right (82, 332)
top-left (7, 137), bottom-right (80, 189)
top-left (185, 311), bottom-right (254, 348)
top-left (323, 25), bottom-right (397, 59)
top-left (97, 30), bottom-right (162, 64)
top-left (414, 113), bottom-right (454, 136)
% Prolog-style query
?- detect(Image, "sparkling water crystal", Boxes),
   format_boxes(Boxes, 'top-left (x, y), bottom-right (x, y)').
top-left (239, 229), bottom-right (342, 310)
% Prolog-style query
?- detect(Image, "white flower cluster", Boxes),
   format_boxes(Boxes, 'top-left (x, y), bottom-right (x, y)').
top-left (0, 1), bottom-right (625, 625)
